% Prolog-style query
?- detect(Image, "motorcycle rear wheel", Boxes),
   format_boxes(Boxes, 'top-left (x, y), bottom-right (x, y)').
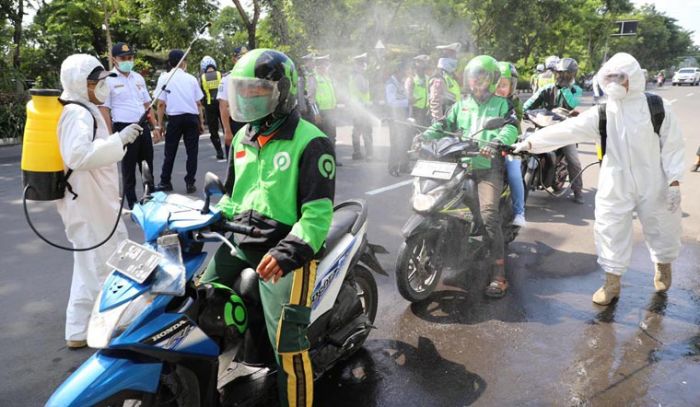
top-left (352, 265), bottom-right (379, 325)
top-left (395, 234), bottom-right (443, 302)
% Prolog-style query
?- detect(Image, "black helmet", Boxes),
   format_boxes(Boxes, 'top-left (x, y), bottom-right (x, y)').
top-left (228, 48), bottom-right (299, 123)
top-left (554, 58), bottom-right (578, 87)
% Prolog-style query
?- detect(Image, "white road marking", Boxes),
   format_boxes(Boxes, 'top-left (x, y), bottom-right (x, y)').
top-left (365, 179), bottom-right (413, 196)
top-left (686, 92), bottom-right (694, 97)
top-left (669, 99), bottom-right (678, 104)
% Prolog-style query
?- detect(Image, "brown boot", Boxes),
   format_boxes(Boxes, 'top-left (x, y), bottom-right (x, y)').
top-left (592, 273), bottom-right (621, 305)
top-left (66, 339), bottom-right (87, 349)
top-left (654, 263), bottom-right (672, 292)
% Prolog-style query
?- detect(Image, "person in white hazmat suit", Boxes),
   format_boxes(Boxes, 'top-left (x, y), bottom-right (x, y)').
top-left (513, 52), bottom-right (684, 306)
top-left (57, 54), bottom-right (142, 348)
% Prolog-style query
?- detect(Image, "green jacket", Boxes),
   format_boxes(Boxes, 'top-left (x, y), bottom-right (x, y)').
top-left (523, 83), bottom-right (582, 111)
top-left (424, 95), bottom-right (518, 170)
top-left (218, 110), bottom-right (336, 273)
top-left (509, 95), bottom-right (523, 127)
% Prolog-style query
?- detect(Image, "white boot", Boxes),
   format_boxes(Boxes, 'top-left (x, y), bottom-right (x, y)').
top-left (654, 263), bottom-right (672, 292)
top-left (592, 273), bottom-right (621, 306)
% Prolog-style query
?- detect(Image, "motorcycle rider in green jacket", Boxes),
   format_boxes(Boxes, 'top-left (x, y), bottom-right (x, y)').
top-left (422, 55), bottom-right (519, 298)
top-left (200, 49), bottom-right (335, 407)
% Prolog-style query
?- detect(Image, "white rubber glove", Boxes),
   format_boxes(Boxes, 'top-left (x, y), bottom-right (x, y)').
top-left (667, 185), bottom-right (681, 212)
top-left (512, 140), bottom-right (532, 154)
top-left (118, 123), bottom-right (143, 146)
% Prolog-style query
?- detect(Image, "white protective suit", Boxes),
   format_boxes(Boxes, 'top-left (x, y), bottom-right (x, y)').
top-left (57, 54), bottom-right (128, 341)
top-left (525, 53), bottom-right (684, 275)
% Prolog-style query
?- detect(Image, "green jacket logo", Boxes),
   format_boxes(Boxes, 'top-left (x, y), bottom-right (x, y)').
top-left (318, 154), bottom-right (336, 179)
top-left (274, 152), bottom-right (291, 171)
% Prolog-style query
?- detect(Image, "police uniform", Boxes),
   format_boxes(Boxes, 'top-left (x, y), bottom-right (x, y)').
top-left (201, 68), bottom-right (225, 159)
top-left (155, 60), bottom-right (204, 191)
top-left (101, 43), bottom-right (154, 208)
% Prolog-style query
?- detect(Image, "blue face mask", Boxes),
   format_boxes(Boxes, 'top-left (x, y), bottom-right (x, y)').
top-left (118, 60), bottom-right (134, 73)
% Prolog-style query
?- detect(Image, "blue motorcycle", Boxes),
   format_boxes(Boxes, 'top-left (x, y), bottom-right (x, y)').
top-left (47, 170), bottom-right (386, 406)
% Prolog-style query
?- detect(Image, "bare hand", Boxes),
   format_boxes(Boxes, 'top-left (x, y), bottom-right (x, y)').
top-left (224, 130), bottom-right (234, 146)
top-left (256, 254), bottom-right (283, 283)
top-left (152, 128), bottom-right (163, 144)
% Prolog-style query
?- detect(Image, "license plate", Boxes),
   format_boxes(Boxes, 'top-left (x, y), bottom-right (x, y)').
top-left (106, 240), bottom-right (163, 284)
top-left (411, 160), bottom-right (458, 180)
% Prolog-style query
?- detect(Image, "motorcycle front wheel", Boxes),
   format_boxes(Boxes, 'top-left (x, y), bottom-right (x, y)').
top-left (102, 365), bottom-right (201, 407)
top-left (395, 233), bottom-right (443, 302)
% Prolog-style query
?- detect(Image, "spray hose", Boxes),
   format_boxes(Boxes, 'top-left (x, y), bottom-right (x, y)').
top-left (23, 185), bottom-right (126, 252)
top-left (538, 160), bottom-right (599, 198)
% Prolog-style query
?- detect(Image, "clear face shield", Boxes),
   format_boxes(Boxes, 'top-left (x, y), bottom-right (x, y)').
top-left (228, 77), bottom-right (280, 123)
top-left (599, 72), bottom-right (628, 87)
top-left (495, 77), bottom-right (516, 97)
top-left (465, 68), bottom-right (495, 102)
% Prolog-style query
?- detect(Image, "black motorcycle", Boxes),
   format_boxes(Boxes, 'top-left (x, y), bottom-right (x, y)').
top-left (395, 118), bottom-right (520, 303)
top-left (520, 108), bottom-right (575, 200)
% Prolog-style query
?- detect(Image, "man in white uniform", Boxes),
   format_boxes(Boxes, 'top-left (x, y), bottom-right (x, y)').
top-left (99, 42), bottom-right (161, 208)
top-left (513, 53), bottom-right (685, 306)
top-left (57, 54), bottom-right (141, 348)
top-left (154, 49), bottom-right (205, 194)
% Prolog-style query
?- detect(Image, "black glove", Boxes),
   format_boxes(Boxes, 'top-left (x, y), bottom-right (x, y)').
top-left (480, 140), bottom-right (504, 158)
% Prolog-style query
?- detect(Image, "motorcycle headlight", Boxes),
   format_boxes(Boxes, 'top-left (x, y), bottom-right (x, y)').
top-left (413, 193), bottom-right (437, 212)
top-left (87, 291), bottom-right (155, 349)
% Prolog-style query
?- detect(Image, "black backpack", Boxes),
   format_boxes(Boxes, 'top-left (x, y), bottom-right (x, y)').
top-left (58, 99), bottom-right (98, 199)
top-left (597, 92), bottom-right (664, 159)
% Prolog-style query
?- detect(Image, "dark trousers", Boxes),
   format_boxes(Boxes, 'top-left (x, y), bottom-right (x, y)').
top-left (317, 108), bottom-right (337, 151)
top-left (411, 107), bottom-right (430, 127)
top-left (161, 113), bottom-right (199, 186)
top-left (114, 121), bottom-right (153, 209)
top-left (351, 111), bottom-right (373, 157)
top-left (203, 101), bottom-right (224, 157)
top-left (388, 107), bottom-right (410, 171)
top-left (226, 118), bottom-right (246, 159)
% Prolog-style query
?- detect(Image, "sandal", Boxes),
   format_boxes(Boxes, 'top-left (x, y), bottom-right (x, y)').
top-left (485, 278), bottom-right (508, 298)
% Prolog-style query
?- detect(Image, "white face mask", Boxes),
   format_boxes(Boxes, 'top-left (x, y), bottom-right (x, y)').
top-left (604, 82), bottom-right (627, 100)
top-left (93, 80), bottom-right (109, 104)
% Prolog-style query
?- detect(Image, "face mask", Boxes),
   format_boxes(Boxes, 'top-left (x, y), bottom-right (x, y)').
top-left (118, 60), bottom-right (134, 73)
top-left (234, 94), bottom-right (273, 122)
top-left (604, 82), bottom-right (627, 100)
top-left (92, 80), bottom-right (109, 104)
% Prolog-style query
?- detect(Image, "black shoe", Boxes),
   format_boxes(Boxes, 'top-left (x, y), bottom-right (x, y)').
top-left (388, 167), bottom-right (400, 177)
top-left (336, 161), bottom-right (343, 167)
top-left (155, 182), bottom-right (173, 192)
top-left (573, 192), bottom-right (584, 204)
top-left (186, 184), bottom-right (197, 194)
top-left (216, 153), bottom-right (225, 160)
top-left (352, 153), bottom-right (364, 160)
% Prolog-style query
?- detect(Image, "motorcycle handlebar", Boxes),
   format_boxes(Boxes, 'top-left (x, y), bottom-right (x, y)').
top-left (217, 222), bottom-right (261, 237)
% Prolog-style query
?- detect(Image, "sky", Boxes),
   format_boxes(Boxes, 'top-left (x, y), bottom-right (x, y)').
top-left (630, 0), bottom-right (700, 46)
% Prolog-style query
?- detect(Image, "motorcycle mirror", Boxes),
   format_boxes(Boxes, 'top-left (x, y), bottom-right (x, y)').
top-left (482, 117), bottom-right (507, 130)
top-left (141, 161), bottom-right (154, 197)
top-left (201, 172), bottom-right (225, 214)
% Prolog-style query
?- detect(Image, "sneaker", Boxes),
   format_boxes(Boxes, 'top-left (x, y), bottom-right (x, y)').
top-left (186, 184), bottom-right (197, 194)
top-left (154, 182), bottom-right (173, 192)
top-left (512, 214), bottom-right (527, 227)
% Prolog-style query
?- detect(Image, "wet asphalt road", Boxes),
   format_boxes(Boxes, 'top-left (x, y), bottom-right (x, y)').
top-left (1, 88), bottom-right (699, 406)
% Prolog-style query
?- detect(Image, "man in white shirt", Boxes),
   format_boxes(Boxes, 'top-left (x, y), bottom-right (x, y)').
top-left (99, 42), bottom-right (161, 208)
top-left (154, 49), bottom-right (205, 194)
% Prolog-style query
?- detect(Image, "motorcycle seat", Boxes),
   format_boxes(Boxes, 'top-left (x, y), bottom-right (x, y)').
top-left (323, 200), bottom-right (367, 254)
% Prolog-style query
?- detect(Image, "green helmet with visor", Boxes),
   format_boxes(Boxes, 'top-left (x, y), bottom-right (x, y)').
top-left (463, 55), bottom-right (500, 103)
top-left (228, 48), bottom-right (299, 123)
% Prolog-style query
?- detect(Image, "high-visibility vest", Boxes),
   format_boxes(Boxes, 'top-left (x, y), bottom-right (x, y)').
top-left (412, 74), bottom-right (428, 109)
top-left (201, 71), bottom-right (222, 105)
top-left (349, 74), bottom-right (371, 104)
top-left (315, 73), bottom-right (337, 110)
top-left (444, 74), bottom-right (461, 102)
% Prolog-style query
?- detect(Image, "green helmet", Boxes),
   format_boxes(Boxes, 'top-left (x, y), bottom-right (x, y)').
top-left (228, 48), bottom-right (299, 123)
top-left (463, 55), bottom-right (500, 102)
top-left (496, 61), bottom-right (519, 97)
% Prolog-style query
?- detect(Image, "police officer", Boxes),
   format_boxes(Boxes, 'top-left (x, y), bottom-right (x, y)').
top-left (313, 55), bottom-right (341, 165)
top-left (154, 49), bottom-right (205, 194)
top-left (349, 53), bottom-right (373, 160)
top-left (429, 42), bottom-right (461, 123)
top-left (218, 46), bottom-right (248, 159)
top-left (99, 42), bottom-right (160, 209)
top-left (405, 54), bottom-right (430, 126)
top-left (200, 48), bottom-right (335, 407)
top-left (200, 55), bottom-right (225, 160)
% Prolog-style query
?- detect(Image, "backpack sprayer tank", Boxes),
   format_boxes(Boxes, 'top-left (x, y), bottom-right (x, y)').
top-left (21, 89), bottom-right (66, 201)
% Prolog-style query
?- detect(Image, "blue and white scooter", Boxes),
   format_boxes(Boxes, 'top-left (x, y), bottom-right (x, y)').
top-left (47, 169), bottom-right (386, 406)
